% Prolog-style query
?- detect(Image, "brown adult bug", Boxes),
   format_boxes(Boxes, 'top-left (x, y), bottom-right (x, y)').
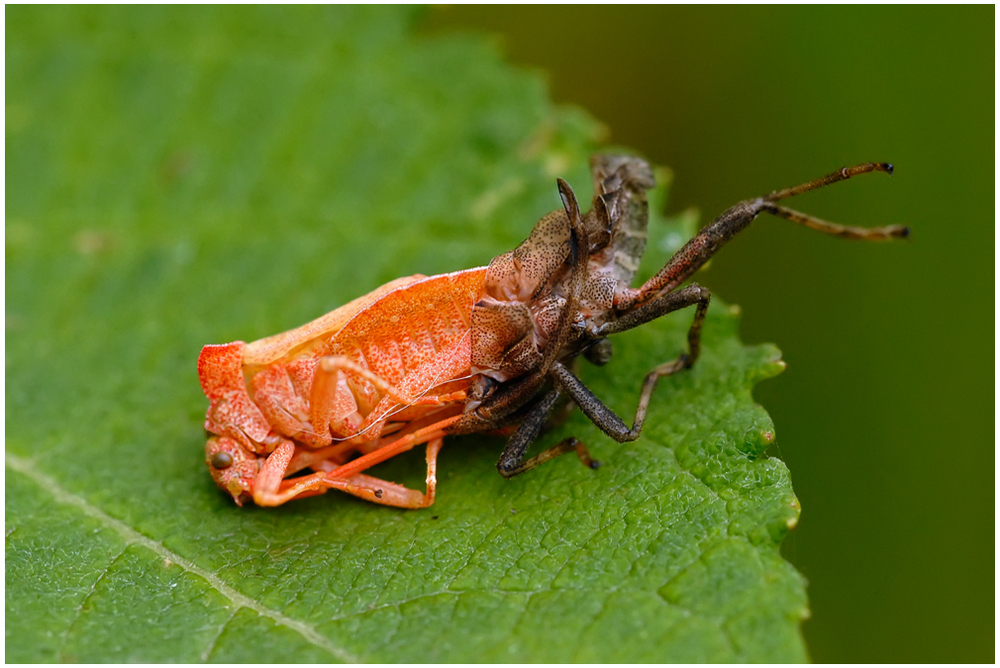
top-left (457, 158), bottom-right (906, 478)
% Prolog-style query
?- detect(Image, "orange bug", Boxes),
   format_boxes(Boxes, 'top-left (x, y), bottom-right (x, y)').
top-left (199, 155), bottom-right (906, 508)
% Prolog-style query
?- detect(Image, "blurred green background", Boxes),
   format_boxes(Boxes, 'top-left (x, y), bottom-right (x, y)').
top-left (426, 6), bottom-right (993, 664)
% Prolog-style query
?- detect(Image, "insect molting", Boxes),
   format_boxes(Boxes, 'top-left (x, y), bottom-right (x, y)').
top-left (198, 156), bottom-right (906, 508)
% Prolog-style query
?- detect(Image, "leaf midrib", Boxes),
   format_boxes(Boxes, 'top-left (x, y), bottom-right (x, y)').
top-left (4, 451), bottom-right (361, 663)
top-left (7, 446), bottom-right (738, 662)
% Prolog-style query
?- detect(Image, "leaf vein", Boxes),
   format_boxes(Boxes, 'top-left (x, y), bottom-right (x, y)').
top-left (199, 607), bottom-right (238, 662)
top-left (5, 453), bottom-right (362, 664)
top-left (58, 545), bottom-right (127, 661)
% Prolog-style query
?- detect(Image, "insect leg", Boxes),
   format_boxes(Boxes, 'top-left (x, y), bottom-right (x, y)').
top-left (499, 438), bottom-right (598, 479)
top-left (545, 357), bottom-right (586, 429)
top-left (251, 440), bottom-right (298, 506)
top-left (251, 422), bottom-right (453, 507)
top-left (310, 352), bottom-right (468, 445)
top-left (314, 356), bottom-right (421, 410)
top-left (496, 388), bottom-right (557, 475)
top-left (255, 470), bottom-right (428, 508)
top-left (250, 440), bottom-right (391, 507)
top-left (550, 298), bottom-right (708, 447)
top-left (495, 388), bottom-right (598, 478)
top-left (547, 363), bottom-right (640, 443)
top-left (323, 415), bottom-right (458, 481)
top-left (763, 162), bottom-right (892, 200)
top-left (325, 437), bottom-right (443, 508)
top-left (555, 285), bottom-right (710, 445)
top-left (598, 283), bottom-right (710, 340)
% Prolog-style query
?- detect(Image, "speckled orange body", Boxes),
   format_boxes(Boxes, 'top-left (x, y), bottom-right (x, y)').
top-left (198, 269), bottom-right (487, 508)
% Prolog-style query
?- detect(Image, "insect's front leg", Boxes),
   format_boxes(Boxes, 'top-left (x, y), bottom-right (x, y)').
top-left (495, 388), bottom-right (598, 479)
top-left (599, 283), bottom-right (711, 343)
top-left (250, 439), bottom-right (299, 506)
top-left (551, 284), bottom-right (711, 443)
top-left (309, 348), bottom-right (470, 450)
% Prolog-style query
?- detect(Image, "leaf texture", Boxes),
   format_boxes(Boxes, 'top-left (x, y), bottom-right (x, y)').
top-left (6, 6), bottom-right (807, 662)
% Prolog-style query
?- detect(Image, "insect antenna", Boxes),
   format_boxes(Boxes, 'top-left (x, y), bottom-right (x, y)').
top-left (761, 163), bottom-right (909, 240)
top-left (620, 162), bottom-right (908, 309)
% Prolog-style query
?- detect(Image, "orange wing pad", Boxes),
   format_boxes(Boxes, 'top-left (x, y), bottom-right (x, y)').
top-left (243, 274), bottom-right (426, 366)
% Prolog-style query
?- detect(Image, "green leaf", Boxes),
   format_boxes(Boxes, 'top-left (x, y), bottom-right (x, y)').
top-left (7, 6), bottom-right (807, 662)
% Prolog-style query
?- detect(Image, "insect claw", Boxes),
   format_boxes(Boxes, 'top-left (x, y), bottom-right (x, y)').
top-left (882, 163), bottom-right (894, 175)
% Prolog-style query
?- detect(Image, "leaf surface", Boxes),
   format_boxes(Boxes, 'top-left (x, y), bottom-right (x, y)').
top-left (6, 6), bottom-right (807, 662)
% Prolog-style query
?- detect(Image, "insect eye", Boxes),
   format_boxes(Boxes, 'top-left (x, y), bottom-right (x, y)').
top-left (211, 451), bottom-right (234, 470)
